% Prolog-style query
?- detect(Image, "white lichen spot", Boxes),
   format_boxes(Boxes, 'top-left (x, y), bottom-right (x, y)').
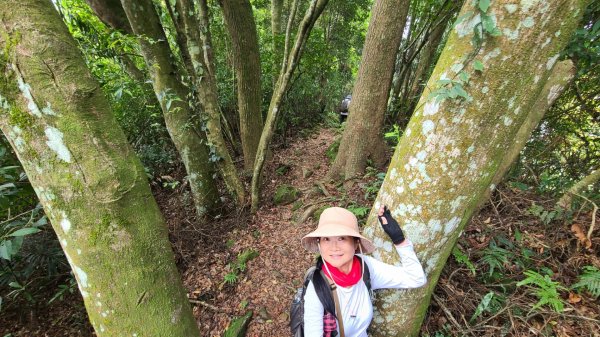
top-left (101, 311), bottom-right (108, 318)
top-left (534, 74), bottom-right (540, 83)
top-left (423, 101), bottom-right (440, 116)
top-left (455, 13), bottom-right (481, 38)
top-left (405, 128), bottom-right (411, 136)
top-left (547, 84), bottom-right (563, 104)
top-left (408, 179), bottom-right (419, 189)
top-left (60, 212), bottom-right (71, 233)
top-left (60, 239), bottom-right (67, 247)
top-left (483, 48), bottom-right (502, 63)
top-left (546, 54), bottom-right (560, 70)
top-left (396, 185), bottom-right (404, 194)
top-left (428, 219), bottom-right (442, 233)
top-left (450, 63), bottom-right (464, 73)
top-left (45, 126), bottom-right (72, 163)
top-left (382, 241), bottom-right (393, 253)
top-left (504, 4), bottom-right (518, 13)
top-left (422, 120), bottom-right (435, 134)
top-left (444, 217), bottom-right (461, 235)
top-left (541, 37), bottom-right (552, 48)
top-left (100, 325), bottom-right (105, 332)
top-left (481, 86), bottom-right (489, 94)
top-left (416, 150), bottom-right (427, 161)
top-left (74, 265), bottom-right (89, 288)
top-left (17, 78), bottom-right (42, 117)
top-left (42, 102), bottom-right (57, 116)
top-left (96, 301), bottom-right (102, 307)
top-left (503, 28), bottom-right (520, 40)
top-left (555, 30), bottom-right (561, 37)
top-left (503, 116), bottom-right (513, 126)
top-left (522, 17), bottom-right (535, 28)
top-left (514, 106), bottom-right (521, 115)
top-left (450, 196), bottom-right (466, 213)
top-left (77, 249), bottom-right (82, 255)
top-left (490, 184), bottom-right (496, 191)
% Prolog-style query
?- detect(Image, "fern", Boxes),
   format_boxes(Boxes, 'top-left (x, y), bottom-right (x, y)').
top-left (517, 270), bottom-right (567, 312)
top-left (223, 272), bottom-right (238, 285)
top-left (572, 266), bottom-right (600, 298)
top-left (452, 246), bottom-right (476, 276)
top-left (480, 245), bottom-right (511, 276)
top-left (470, 291), bottom-right (504, 322)
top-left (347, 205), bottom-right (370, 218)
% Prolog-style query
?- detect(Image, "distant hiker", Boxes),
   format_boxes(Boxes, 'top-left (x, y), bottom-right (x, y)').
top-left (294, 206), bottom-right (426, 337)
top-left (339, 95), bottom-right (351, 123)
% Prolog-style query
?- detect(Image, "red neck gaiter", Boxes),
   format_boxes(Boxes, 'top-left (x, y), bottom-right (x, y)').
top-left (323, 256), bottom-right (362, 287)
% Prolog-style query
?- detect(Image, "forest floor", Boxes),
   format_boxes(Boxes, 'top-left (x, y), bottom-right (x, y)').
top-left (1, 126), bottom-right (599, 336)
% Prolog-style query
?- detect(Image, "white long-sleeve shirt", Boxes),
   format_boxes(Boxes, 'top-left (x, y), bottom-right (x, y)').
top-left (303, 241), bottom-right (426, 337)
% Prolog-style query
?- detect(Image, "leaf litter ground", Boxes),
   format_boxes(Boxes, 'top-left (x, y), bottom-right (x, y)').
top-left (1, 127), bottom-right (598, 336)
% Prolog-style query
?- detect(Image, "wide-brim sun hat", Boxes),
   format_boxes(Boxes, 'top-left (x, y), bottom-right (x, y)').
top-left (302, 207), bottom-right (375, 254)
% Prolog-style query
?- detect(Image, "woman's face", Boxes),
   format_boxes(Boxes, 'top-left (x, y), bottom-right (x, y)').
top-left (319, 236), bottom-right (358, 274)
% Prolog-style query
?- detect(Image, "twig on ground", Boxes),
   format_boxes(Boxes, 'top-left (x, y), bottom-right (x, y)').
top-left (433, 294), bottom-right (474, 336)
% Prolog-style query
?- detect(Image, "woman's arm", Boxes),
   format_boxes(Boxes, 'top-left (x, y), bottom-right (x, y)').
top-left (364, 241), bottom-right (427, 290)
top-left (303, 281), bottom-right (325, 337)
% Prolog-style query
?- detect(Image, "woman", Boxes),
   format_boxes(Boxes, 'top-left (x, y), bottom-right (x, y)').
top-left (301, 206), bottom-right (426, 337)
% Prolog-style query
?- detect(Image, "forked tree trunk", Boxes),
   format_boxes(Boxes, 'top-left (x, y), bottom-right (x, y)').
top-left (329, 0), bottom-right (411, 181)
top-left (250, 0), bottom-right (329, 212)
top-left (362, 1), bottom-right (586, 336)
top-left (119, 0), bottom-right (220, 217)
top-left (221, 0), bottom-right (263, 172)
top-left (0, 1), bottom-right (199, 335)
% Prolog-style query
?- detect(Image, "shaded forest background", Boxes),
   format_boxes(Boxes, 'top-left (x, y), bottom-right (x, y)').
top-left (0, 0), bottom-right (598, 336)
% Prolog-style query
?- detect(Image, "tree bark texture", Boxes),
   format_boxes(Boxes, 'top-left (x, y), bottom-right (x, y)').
top-left (221, 0), bottom-right (263, 171)
top-left (85, 0), bottom-right (133, 34)
top-left (271, 0), bottom-right (284, 86)
top-left (120, 0), bottom-right (220, 217)
top-left (250, 0), bottom-right (329, 212)
top-left (0, 1), bottom-right (200, 335)
top-left (329, 0), bottom-right (411, 180)
top-left (362, 1), bottom-right (587, 336)
top-left (492, 60), bottom-right (576, 187)
top-left (177, 0), bottom-right (246, 204)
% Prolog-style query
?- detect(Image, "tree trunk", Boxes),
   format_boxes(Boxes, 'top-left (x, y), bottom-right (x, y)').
top-left (329, 0), bottom-right (411, 180)
top-left (221, 0), bottom-right (263, 172)
top-left (176, 0), bottom-right (246, 204)
top-left (557, 167), bottom-right (600, 209)
top-left (362, 1), bottom-right (586, 336)
top-left (0, 1), bottom-right (199, 335)
top-left (492, 60), bottom-right (576, 187)
top-left (250, 0), bottom-right (329, 212)
top-left (120, 0), bottom-right (220, 217)
top-left (85, 0), bottom-right (132, 34)
top-left (271, 0), bottom-right (284, 86)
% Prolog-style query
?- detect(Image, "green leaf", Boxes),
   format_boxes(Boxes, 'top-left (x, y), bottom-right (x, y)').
top-left (437, 79), bottom-right (452, 85)
top-left (478, 0), bottom-right (490, 12)
top-left (471, 291), bottom-right (494, 322)
top-left (482, 14), bottom-right (496, 34)
top-left (458, 71), bottom-right (470, 83)
top-left (0, 242), bottom-right (10, 260)
top-left (454, 11), bottom-right (474, 27)
top-left (9, 227), bottom-right (41, 237)
top-left (454, 85), bottom-right (469, 99)
top-left (473, 60), bottom-right (484, 71)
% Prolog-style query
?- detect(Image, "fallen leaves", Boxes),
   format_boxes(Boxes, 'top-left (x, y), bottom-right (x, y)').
top-left (571, 224), bottom-right (592, 249)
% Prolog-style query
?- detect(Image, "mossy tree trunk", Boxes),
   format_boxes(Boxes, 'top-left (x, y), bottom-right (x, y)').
top-left (0, 1), bottom-right (200, 335)
top-left (250, 0), bottom-right (329, 212)
top-left (220, 0), bottom-right (263, 172)
top-left (329, 0), bottom-right (411, 181)
top-left (557, 167), bottom-right (600, 209)
top-left (176, 0), bottom-right (246, 204)
top-left (361, 1), bottom-right (587, 336)
top-left (119, 0), bottom-right (220, 217)
top-left (271, 0), bottom-right (284, 86)
top-left (492, 60), bottom-right (576, 187)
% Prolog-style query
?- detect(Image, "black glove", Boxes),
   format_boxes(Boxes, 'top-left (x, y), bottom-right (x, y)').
top-left (377, 206), bottom-right (405, 245)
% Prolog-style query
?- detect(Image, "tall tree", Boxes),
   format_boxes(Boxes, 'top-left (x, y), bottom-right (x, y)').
top-left (220, 0), bottom-right (263, 171)
top-left (250, 0), bottom-right (329, 211)
top-left (329, 0), bottom-right (411, 180)
top-left (361, 1), bottom-right (587, 336)
top-left (0, 1), bottom-right (200, 335)
top-left (271, 0), bottom-right (285, 85)
top-left (119, 0), bottom-right (221, 217)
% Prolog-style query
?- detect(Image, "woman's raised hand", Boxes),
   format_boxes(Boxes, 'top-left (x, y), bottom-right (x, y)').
top-left (377, 205), bottom-right (405, 245)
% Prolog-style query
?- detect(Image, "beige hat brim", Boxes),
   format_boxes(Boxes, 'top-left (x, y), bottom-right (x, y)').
top-left (301, 222), bottom-right (375, 254)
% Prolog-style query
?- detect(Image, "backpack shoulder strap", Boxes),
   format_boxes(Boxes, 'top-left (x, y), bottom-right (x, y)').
top-left (356, 256), bottom-right (372, 292)
top-left (320, 270), bottom-right (345, 337)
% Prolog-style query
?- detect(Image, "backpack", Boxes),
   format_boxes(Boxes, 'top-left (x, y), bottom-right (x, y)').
top-left (290, 257), bottom-right (371, 337)
top-left (340, 97), bottom-right (351, 112)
